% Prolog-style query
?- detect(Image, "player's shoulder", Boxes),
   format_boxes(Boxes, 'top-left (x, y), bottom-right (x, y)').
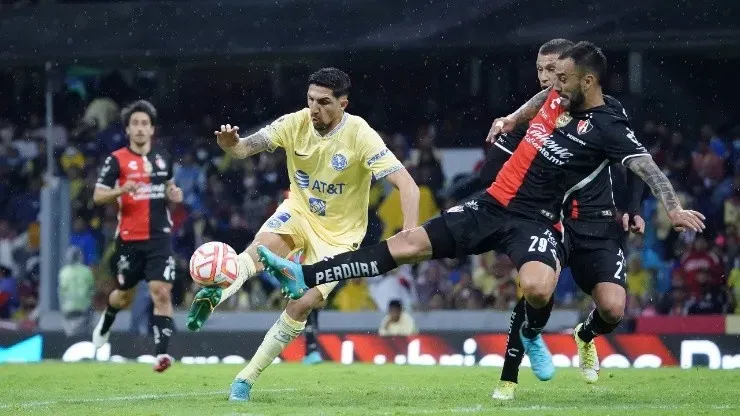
top-left (603, 95), bottom-right (628, 118)
top-left (274, 108), bottom-right (311, 128)
top-left (345, 112), bottom-right (381, 141)
top-left (110, 146), bottom-right (130, 158)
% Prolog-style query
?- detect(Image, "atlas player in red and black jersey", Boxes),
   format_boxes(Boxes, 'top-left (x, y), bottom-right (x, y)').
top-left (480, 39), bottom-right (648, 399)
top-left (253, 41), bottom-right (705, 400)
top-left (91, 100), bottom-right (184, 373)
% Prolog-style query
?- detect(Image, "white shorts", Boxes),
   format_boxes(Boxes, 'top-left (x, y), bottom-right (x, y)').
top-left (257, 199), bottom-right (355, 299)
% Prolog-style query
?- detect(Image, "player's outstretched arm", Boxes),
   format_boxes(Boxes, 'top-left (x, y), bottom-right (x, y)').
top-left (385, 168), bottom-right (420, 230)
top-left (624, 155), bottom-right (705, 232)
top-left (215, 124), bottom-right (273, 159)
top-left (487, 88), bottom-right (551, 141)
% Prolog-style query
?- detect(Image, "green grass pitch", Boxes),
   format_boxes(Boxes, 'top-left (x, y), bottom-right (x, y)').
top-left (1, 362), bottom-right (738, 415)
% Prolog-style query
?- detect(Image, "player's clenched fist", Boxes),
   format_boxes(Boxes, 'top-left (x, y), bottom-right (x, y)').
top-left (667, 208), bottom-right (706, 232)
top-left (215, 124), bottom-right (239, 150)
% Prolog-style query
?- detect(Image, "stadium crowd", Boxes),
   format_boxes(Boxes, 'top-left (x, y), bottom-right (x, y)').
top-left (0, 70), bottom-right (738, 332)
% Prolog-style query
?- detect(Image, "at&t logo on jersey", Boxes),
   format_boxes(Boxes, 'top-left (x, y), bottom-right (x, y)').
top-left (331, 154), bottom-right (348, 171)
top-left (309, 197), bottom-right (327, 216)
top-left (295, 170), bottom-right (310, 189)
top-left (293, 170), bottom-right (346, 195)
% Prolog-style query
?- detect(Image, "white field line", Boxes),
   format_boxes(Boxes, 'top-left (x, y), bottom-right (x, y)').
top-left (0, 388), bottom-right (296, 410)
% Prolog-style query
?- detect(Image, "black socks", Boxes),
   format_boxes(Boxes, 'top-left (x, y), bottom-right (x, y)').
top-left (152, 315), bottom-right (174, 356)
top-left (302, 241), bottom-right (398, 287)
top-left (501, 298), bottom-right (526, 383)
top-left (305, 309), bottom-right (319, 355)
top-left (578, 309), bottom-right (620, 343)
top-left (101, 303), bottom-right (120, 334)
top-left (521, 296), bottom-right (554, 339)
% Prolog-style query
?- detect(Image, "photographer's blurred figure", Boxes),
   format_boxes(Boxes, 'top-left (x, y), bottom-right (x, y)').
top-left (379, 299), bottom-right (416, 336)
top-left (58, 246), bottom-right (95, 336)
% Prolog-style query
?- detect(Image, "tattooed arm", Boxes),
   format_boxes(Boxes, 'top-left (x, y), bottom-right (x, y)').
top-left (486, 87), bottom-right (550, 141)
top-left (623, 155), bottom-right (705, 232)
top-left (228, 131), bottom-right (273, 159)
top-left (214, 124), bottom-right (274, 159)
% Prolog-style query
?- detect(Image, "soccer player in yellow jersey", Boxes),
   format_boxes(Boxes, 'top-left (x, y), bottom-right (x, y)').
top-left (186, 68), bottom-right (420, 401)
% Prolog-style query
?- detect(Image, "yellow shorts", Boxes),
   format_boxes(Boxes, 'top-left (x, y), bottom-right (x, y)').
top-left (257, 200), bottom-right (354, 300)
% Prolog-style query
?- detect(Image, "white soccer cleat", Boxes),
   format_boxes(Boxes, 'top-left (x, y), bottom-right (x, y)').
top-left (92, 313), bottom-right (111, 349)
top-left (573, 323), bottom-right (599, 383)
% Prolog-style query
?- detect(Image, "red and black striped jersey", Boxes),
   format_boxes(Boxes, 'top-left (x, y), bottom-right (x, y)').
top-left (482, 94), bottom-right (638, 223)
top-left (96, 146), bottom-right (174, 242)
top-left (487, 89), bottom-right (648, 227)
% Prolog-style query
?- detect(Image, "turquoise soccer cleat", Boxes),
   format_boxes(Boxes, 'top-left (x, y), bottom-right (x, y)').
top-left (519, 329), bottom-right (555, 381)
top-left (228, 379), bottom-right (252, 402)
top-left (256, 245), bottom-right (308, 300)
top-left (303, 351), bottom-right (324, 365)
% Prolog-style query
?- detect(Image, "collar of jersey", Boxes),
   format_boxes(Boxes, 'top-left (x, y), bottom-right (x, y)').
top-left (314, 112), bottom-right (348, 139)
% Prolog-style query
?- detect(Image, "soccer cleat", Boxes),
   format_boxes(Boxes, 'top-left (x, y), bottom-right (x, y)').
top-left (574, 323), bottom-right (599, 383)
top-left (519, 329), bottom-right (555, 381)
top-left (229, 379), bottom-right (252, 402)
top-left (92, 313), bottom-right (111, 349)
top-left (491, 380), bottom-right (517, 401)
top-left (153, 354), bottom-right (173, 373)
top-left (303, 351), bottom-right (324, 365)
top-left (256, 245), bottom-right (308, 300)
top-left (186, 286), bottom-right (223, 331)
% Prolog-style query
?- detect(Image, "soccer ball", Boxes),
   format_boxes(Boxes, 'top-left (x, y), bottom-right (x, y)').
top-left (189, 242), bottom-right (239, 288)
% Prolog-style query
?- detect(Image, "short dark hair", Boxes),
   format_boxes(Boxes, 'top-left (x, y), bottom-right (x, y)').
top-left (308, 67), bottom-right (351, 98)
top-left (538, 38), bottom-right (574, 56)
top-left (121, 99), bottom-right (157, 126)
top-left (558, 41), bottom-right (607, 81)
top-left (388, 299), bottom-right (402, 310)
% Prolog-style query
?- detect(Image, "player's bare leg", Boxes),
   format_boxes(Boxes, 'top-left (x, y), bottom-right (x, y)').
top-left (187, 233), bottom-right (294, 331)
top-left (573, 282), bottom-right (625, 383)
top-left (517, 261), bottom-right (558, 381)
top-left (149, 281), bottom-right (175, 372)
top-left (92, 287), bottom-right (136, 349)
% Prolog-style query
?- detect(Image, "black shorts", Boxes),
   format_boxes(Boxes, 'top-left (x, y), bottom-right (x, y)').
top-left (564, 219), bottom-right (627, 295)
top-left (424, 193), bottom-right (564, 271)
top-left (110, 238), bottom-right (175, 290)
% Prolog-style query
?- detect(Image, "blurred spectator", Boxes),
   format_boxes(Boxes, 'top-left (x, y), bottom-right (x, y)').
top-left (5, 178), bottom-right (41, 232)
top-left (368, 264), bottom-right (416, 313)
top-left (0, 264), bottom-right (18, 319)
top-left (27, 113), bottom-right (68, 149)
top-left (728, 260), bottom-right (740, 313)
top-left (663, 131), bottom-right (691, 180)
top-left (626, 254), bottom-right (653, 307)
top-left (679, 236), bottom-right (724, 297)
top-left (58, 246), bottom-right (94, 336)
top-left (379, 299), bottom-right (417, 336)
top-left (416, 260), bottom-right (454, 308)
top-left (692, 138), bottom-right (725, 188)
top-left (332, 280), bottom-right (376, 311)
top-left (686, 270), bottom-right (728, 314)
top-left (174, 152), bottom-right (206, 211)
top-left (657, 275), bottom-right (690, 316)
top-left (70, 216), bottom-right (98, 266)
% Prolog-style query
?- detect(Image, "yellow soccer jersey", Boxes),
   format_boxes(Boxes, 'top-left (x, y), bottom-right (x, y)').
top-left (259, 108), bottom-right (403, 247)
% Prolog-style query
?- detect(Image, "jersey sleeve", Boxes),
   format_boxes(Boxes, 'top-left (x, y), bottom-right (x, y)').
top-left (256, 110), bottom-right (303, 150)
top-left (96, 155), bottom-right (120, 189)
top-left (600, 119), bottom-right (649, 165)
top-left (358, 125), bottom-right (404, 179)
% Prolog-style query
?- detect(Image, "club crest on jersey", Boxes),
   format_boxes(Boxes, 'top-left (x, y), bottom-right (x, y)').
top-left (331, 154), bottom-right (348, 171)
top-left (577, 119), bottom-right (593, 135)
top-left (556, 113), bottom-right (572, 128)
top-left (309, 197), bottom-right (327, 216)
top-left (155, 154), bottom-right (167, 170)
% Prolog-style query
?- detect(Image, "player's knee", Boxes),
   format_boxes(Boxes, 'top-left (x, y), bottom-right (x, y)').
top-left (287, 288), bottom-right (324, 321)
top-left (388, 228), bottom-right (432, 261)
top-left (113, 289), bottom-right (135, 308)
top-left (519, 276), bottom-right (552, 307)
top-left (596, 297), bottom-right (625, 324)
